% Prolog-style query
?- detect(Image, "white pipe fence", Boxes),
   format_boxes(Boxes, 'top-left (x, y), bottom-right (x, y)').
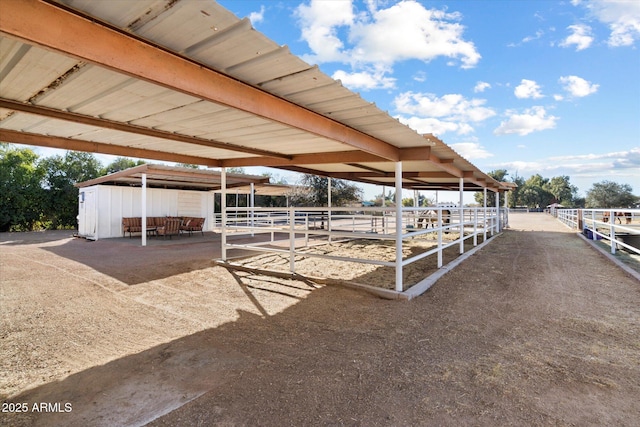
top-left (218, 206), bottom-right (505, 292)
top-left (556, 208), bottom-right (640, 256)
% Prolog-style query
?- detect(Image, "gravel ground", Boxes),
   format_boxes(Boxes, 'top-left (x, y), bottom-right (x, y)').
top-left (1, 213), bottom-right (638, 426)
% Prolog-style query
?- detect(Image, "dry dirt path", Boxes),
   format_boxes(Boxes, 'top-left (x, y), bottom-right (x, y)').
top-left (1, 213), bottom-right (638, 426)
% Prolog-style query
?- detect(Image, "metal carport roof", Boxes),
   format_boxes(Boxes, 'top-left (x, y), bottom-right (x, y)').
top-left (0, 0), bottom-right (508, 193)
top-left (75, 163), bottom-right (271, 192)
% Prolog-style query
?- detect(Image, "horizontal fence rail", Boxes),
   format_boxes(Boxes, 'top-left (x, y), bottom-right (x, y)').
top-left (219, 206), bottom-right (506, 292)
top-left (555, 208), bottom-right (640, 256)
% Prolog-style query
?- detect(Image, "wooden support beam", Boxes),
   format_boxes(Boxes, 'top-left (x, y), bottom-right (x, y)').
top-left (0, 98), bottom-right (290, 159)
top-left (0, 129), bottom-right (220, 166)
top-left (0, 0), bottom-right (401, 161)
top-left (221, 150), bottom-right (387, 167)
top-left (399, 146), bottom-right (431, 161)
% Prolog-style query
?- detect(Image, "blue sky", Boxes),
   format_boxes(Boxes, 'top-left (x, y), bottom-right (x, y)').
top-left (24, 0), bottom-right (639, 203)
top-left (215, 0), bottom-right (639, 201)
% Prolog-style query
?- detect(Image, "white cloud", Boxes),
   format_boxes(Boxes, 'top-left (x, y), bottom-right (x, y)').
top-left (296, 0), bottom-right (354, 63)
top-left (332, 68), bottom-right (396, 90)
top-left (413, 71), bottom-right (427, 82)
top-left (497, 148), bottom-right (640, 181)
top-left (522, 29), bottom-right (545, 43)
top-left (393, 91), bottom-right (495, 136)
top-left (559, 75), bottom-right (599, 97)
top-left (474, 81), bottom-right (491, 93)
top-left (560, 24), bottom-right (594, 50)
top-left (398, 116), bottom-right (473, 136)
top-left (549, 147), bottom-right (640, 169)
top-left (514, 79), bottom-right (544, 99)
top-left (576, 0), bottom-right (640, 47)
top-left (248, 6), bottom-right (265, 24)
top-left (449, 142), bottom-right (494, 160)
top-left (296, 0), bottom-right (480, 69)
top-left (494, 106), bottom-right (558, 136)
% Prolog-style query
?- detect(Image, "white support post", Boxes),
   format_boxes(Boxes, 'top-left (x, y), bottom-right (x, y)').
top-left (141, 173), bottom-right (147, 247)
top-left (289, 207), bottom-right (295, 272)
top-left (483, 188), bottom-right (487, 241)
top-left (459, 177), bottom-right (464, 254)
top-left (473, 208), bottom-right (478, 246)
top-left (328, 177), bottom-right (332, 243)
top-left (221, 168), bottom-right (227, 261)
top-left (250, 182), bottom-right (255, 237)
top-left (609, 209), bottom-right (615, 254)
top-left (496, 189), bottom-right (500, 233)
top-left (437, 209), bottom-right (443, 268)
top-left (395, 162), bottom-right (403, 292)
top-left (413, 190), bottom-right (418, 228)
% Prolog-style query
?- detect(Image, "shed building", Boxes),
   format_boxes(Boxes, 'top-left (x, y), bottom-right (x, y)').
top-left (75, 164), bottom-right (278, 240)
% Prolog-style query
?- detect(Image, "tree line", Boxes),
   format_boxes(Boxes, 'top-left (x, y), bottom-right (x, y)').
top-left (1, 144), bottom-right (637, 232)
top-left (0, 144), bottom-right (145, 232)
top-left (474, 169), bottom-right (638, 210)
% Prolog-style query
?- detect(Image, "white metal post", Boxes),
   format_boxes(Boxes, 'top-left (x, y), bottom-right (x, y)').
top-left (395, 162), bottom-right (403, 292)
top-left (610, 209), bottom-right (615, 254)
top-left (437, 208), bottom-right (443, 268)
top-left (483, 188), bottom-right (487, 241)
top-left (496, 189), bottom-right (500, 233)
top-left (328, 177), bottom-right (332, 243)
top-left (250, 182), bottom-right (255, 237)
top-left (289, 207), bottom-right (295, 272)
top-left (141, 173), bottom-right (147, 247)
top-left (459, 177), bottom-right (464, 254)
top-left (473, 208), bottom-right (478, 246)
top-left (221, 168), bottom-right (227, 261)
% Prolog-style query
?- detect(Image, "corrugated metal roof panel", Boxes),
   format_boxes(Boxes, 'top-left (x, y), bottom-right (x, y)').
top-left (0, 40), bottom-right (79, 102)
top-left (0, 0), bottom-right (508, 192)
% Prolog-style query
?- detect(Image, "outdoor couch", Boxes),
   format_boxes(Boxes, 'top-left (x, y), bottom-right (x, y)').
top-left (180, 217), bottom-right (205, 236)
top-left (122, 216), bottom-right (205, 238)
top-left (122, 216), bottom-right (174, 237)
top-left (156, 218), bottom-right (181, 239)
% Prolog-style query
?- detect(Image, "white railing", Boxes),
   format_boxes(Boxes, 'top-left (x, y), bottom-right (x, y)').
top-left (556, 208), bottom-right (640, 256)
top-left (219, 206), bottom-right (505, 292)
top-left (557, 208), bottom-right (579, 229)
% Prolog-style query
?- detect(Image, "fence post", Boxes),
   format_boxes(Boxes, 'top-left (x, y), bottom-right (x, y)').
top-left (610, 209), bottom-right (616, 254)
top-left (473, 208), bottom-right (478, 246)
top-left (437, 208), bottom-right (443, 268)
top-left (577, 209), bottom-right (583, 231)
top-left (289, 207), bottom-right (295, 273)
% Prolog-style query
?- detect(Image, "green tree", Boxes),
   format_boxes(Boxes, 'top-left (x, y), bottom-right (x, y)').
top-left (41, 151), bottom-right (102, 229)
top-left (585, 181), bottom-right (637, 208)
top-left (0, 144), bottom-right (45, 231)
top-left (103, 157), bottom-right (145, 174)
top-left (507, 173), bottom-right (525, 208)
top-left (289, 174), bottom-right (362, 207)
top-left (518, 174), bottom-right (554, 209)
top-left (475, 169), bottom-right (508, 206)
top-left (545, 175), bottom-right (578, 206)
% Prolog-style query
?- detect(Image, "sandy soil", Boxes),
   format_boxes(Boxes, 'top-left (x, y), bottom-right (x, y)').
top-left (1, 213), bottom-right (639, 426)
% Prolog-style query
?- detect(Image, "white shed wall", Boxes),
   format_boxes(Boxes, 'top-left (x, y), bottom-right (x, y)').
top-left (78, 185), bottom-right (215, 239)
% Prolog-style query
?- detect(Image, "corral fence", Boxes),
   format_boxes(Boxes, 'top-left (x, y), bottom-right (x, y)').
top-left (555, 208), bottom-right (640, 256)
top-left (217, 206), bottom-right (507, 292)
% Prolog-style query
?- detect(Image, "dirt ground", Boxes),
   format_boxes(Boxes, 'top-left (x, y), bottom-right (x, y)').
top-left (1, 213), bottom-right (638, 426)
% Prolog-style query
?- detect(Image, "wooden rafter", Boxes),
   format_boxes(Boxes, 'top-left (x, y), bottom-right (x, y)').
top-left (0, 129), bottom-right (221, 166)
top-left (0, 0), bottom-right (401, 161)
top-left (0, 98), bottom-right (290, 160)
